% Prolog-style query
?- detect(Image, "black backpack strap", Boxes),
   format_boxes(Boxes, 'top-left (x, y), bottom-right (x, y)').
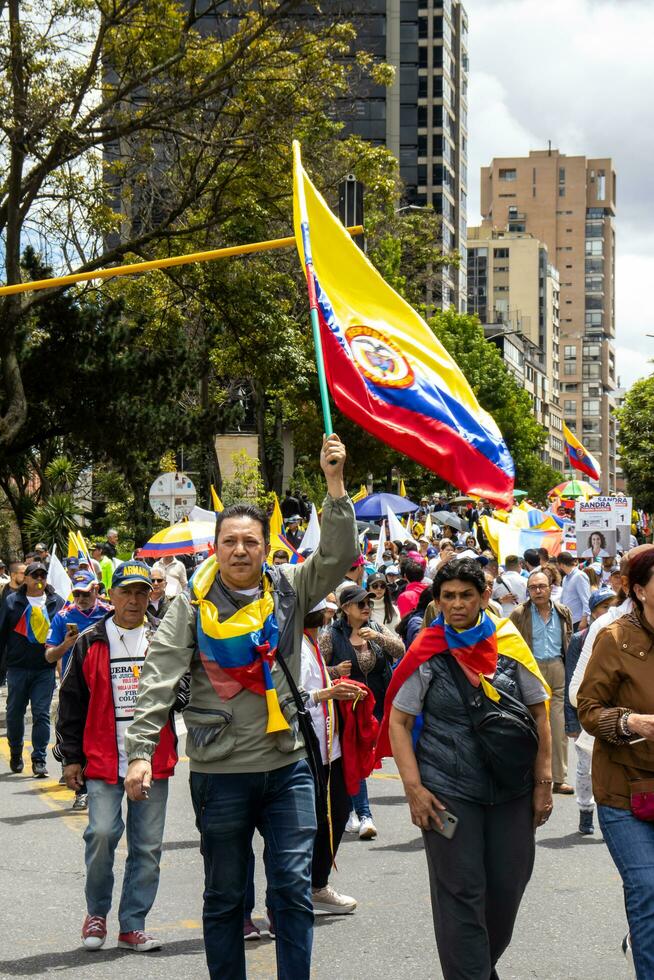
top-left (276, 648), bottom-right (327, 814)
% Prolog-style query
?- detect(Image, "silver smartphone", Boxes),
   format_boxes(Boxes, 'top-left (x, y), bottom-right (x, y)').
top-left (429, 809), bottom-right (458, 839)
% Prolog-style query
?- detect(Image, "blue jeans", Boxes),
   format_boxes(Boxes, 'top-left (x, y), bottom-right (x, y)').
top-left (84, 777), bottom-right (169, 932)
top-left (190, 759), bottom-right (317, 980)
top-left (6, 666), bottom-right (56, 762)
top-left (352, 778), bottom-right (372, 820)
top-left (598, 804), bottom-right (654, 979)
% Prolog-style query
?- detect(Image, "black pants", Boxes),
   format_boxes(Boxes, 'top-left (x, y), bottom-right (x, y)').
top-left (312, 757), bottom-right (351, 889)
top-left (422, 792), bottom-right (535, 980)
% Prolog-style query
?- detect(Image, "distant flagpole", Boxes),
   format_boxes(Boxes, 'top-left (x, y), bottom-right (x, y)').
top-left (293, 141), bottom-right (333, 438)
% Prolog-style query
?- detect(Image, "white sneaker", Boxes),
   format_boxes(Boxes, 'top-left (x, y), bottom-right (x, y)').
top-left (312, 885), bottom-right (357, 914)
top-left (344, 812), bottom-right (360, 834)
top-left (358, 816), bottom-right (377, 840)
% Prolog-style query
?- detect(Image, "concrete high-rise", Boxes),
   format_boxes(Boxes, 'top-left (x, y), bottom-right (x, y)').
top-left (480, 149), bottom-right (617, 490)
top-left (329, 0), bottom-right (469, 310)
top-left (466, 225), bottom-right (565, 471)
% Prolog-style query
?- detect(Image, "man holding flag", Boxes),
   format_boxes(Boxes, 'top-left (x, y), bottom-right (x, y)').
top-left (124, 435), bottom-right (358, 980)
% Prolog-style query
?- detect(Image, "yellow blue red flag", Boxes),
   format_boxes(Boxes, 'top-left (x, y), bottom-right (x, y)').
top-left (292, 145), bottom-right (515, 508)
top-left (562, 423), bottom-right (601, 483)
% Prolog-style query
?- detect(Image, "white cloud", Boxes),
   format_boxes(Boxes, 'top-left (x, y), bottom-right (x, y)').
top-left (464, 0), bottom-right (654, 387)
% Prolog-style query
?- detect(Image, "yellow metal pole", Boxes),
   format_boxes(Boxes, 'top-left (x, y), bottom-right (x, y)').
top-left (0, 225), bottom-right (364, 297)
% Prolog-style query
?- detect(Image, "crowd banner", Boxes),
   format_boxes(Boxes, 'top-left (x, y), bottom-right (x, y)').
top-left (613, 495), bottom-right (633, 552)
top-left (575, 497), bottom-right (617, 560)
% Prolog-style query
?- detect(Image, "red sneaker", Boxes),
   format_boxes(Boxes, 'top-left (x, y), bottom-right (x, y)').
top-left (82, 914), bottom-right (107, 950)
top-left (117, 930), bottom-right (162, 952)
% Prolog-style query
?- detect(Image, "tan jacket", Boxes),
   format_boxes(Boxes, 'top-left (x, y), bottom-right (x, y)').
top-left (578, 611), bottom-right (654, 809)
top-left (509, 600), bottom-right (573, 658)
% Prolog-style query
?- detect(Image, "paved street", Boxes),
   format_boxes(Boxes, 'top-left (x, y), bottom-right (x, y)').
top-left (0, 717), bottom-right (631, 980)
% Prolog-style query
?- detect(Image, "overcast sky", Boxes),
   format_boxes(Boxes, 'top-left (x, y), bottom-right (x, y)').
top-left (463, 0), bottom-right (652, 391)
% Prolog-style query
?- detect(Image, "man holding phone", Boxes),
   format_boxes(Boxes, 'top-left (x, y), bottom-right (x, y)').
top-left (46, 571), bottom-right (112, 811)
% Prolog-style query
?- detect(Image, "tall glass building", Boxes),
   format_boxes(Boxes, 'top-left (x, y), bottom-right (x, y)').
top-left (322, 0), bottom-right (469, 310)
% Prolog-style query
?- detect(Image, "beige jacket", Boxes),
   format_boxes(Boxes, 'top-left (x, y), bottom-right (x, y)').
top-left (509, 599), bottom-right (573, 658)
top-left (578, 610), bottom-right (654, 809)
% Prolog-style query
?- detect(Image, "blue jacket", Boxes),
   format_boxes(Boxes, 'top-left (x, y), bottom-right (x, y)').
top-left (0, 587), bottom-right (64, 671)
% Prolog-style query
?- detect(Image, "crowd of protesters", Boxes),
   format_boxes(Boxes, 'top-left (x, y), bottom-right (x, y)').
top-left (1, 446), bottom-right (654, 979)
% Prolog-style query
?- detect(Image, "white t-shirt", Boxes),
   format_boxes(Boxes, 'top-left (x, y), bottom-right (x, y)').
top-left (27, 594), bottom-right (46, 609)
top-left (106, 617), bottom-right (148, 777)
top-left (492, 570), bottom-right (527, 617)
top-left (300, 635), bottom-right (341, 765)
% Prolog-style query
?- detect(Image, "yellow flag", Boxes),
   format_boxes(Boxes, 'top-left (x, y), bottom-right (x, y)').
top-left (399, 479), bottom-right (407, 497)
top-left (351, 485), bottom-right (368, 503)
top-left (67, 532), bottom-right (78, 559)
top-left (210, 485), bottom-right (224, 513)
top-left (270, 493), bottom-right (284, 539)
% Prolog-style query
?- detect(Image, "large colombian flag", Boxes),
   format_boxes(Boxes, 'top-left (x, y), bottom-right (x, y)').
top-left (292, 145), bottom-right (515, 508)
top-left (563, 422), bottom-right (601, 482)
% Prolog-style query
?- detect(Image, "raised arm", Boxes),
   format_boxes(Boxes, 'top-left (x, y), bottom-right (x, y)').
top-left (293, 435), bottom-right (358, 615)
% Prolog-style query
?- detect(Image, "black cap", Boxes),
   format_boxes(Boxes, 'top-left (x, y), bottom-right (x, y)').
top-left (339, 584), bottom-right (369, 606)
top-left (25, 562), bottom-right (47, 576)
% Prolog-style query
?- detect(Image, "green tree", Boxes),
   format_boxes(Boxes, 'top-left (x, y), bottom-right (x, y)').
top-left (0, 0), bottom-right (388, 455)
top-left (616, 375), bottom-right (654, 510)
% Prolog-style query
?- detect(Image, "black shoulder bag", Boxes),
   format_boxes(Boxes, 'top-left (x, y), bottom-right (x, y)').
top-left (275, 650), bottom-right (328, 820)
top-left (445, 656), bottom-right (539, 793)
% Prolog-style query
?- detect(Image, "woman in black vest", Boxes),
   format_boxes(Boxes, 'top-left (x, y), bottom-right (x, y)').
top-left (319, 583), bottom-right (404, 841)
top-left (386, 559), bottom-right (553, 980)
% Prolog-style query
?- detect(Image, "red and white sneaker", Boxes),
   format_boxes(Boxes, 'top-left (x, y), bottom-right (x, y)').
top-left (117, 930), bottom-right (162, 952)
top-left (82, 914), bottom-right (107, 950)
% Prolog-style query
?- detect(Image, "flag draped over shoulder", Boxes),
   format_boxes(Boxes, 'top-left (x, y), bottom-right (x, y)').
top-left (563, 423), bottom-right (601, 483)
top-left (292, 147), bottom-right (515, 508)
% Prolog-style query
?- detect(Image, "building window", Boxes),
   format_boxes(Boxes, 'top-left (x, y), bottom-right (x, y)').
top-left (508, 222), bottom-right (525, 232)
top-left (564, 346), bottom-right (576, 359)
top-left (564, 362), bottom-right (577, 376)
top-left (499, 168), bottom-right (517, 181)
top-left (418, 74), bottom-right (428, 98)
top-left (583, 399), bottom-right (600, 415)
top-left (564, 400), bottom-right (576, 413)
top-left (494, 248), bottom-right (509, 258)
top-left (585, 240), bottom-right (603, 256)
top-left (583, 363), bottom-right (601, 379)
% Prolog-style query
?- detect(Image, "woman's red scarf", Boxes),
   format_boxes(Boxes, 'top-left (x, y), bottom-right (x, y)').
top-left (375, 612), bottom-right (498, 762)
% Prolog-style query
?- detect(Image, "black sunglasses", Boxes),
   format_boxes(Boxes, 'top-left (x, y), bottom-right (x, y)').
top-left (28, 571), bottom-right (47, 579)
top-left (355, 599), bottom-right (372, 609)
top-left (369, 582), bottom-right (387, 590)
top-left (72, 590), bottom-right (92, 598)
top-left (151, 577), bottom-right (165, 583)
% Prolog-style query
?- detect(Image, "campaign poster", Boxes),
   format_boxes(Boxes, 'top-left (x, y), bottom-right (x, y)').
top-left (614, 496), bottom-right (634, 551)
top-left (575, 497), bottom-right (617, 559)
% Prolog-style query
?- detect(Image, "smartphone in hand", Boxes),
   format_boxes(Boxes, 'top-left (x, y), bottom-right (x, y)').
top-left (429, 809), bottom-right (458, 839)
